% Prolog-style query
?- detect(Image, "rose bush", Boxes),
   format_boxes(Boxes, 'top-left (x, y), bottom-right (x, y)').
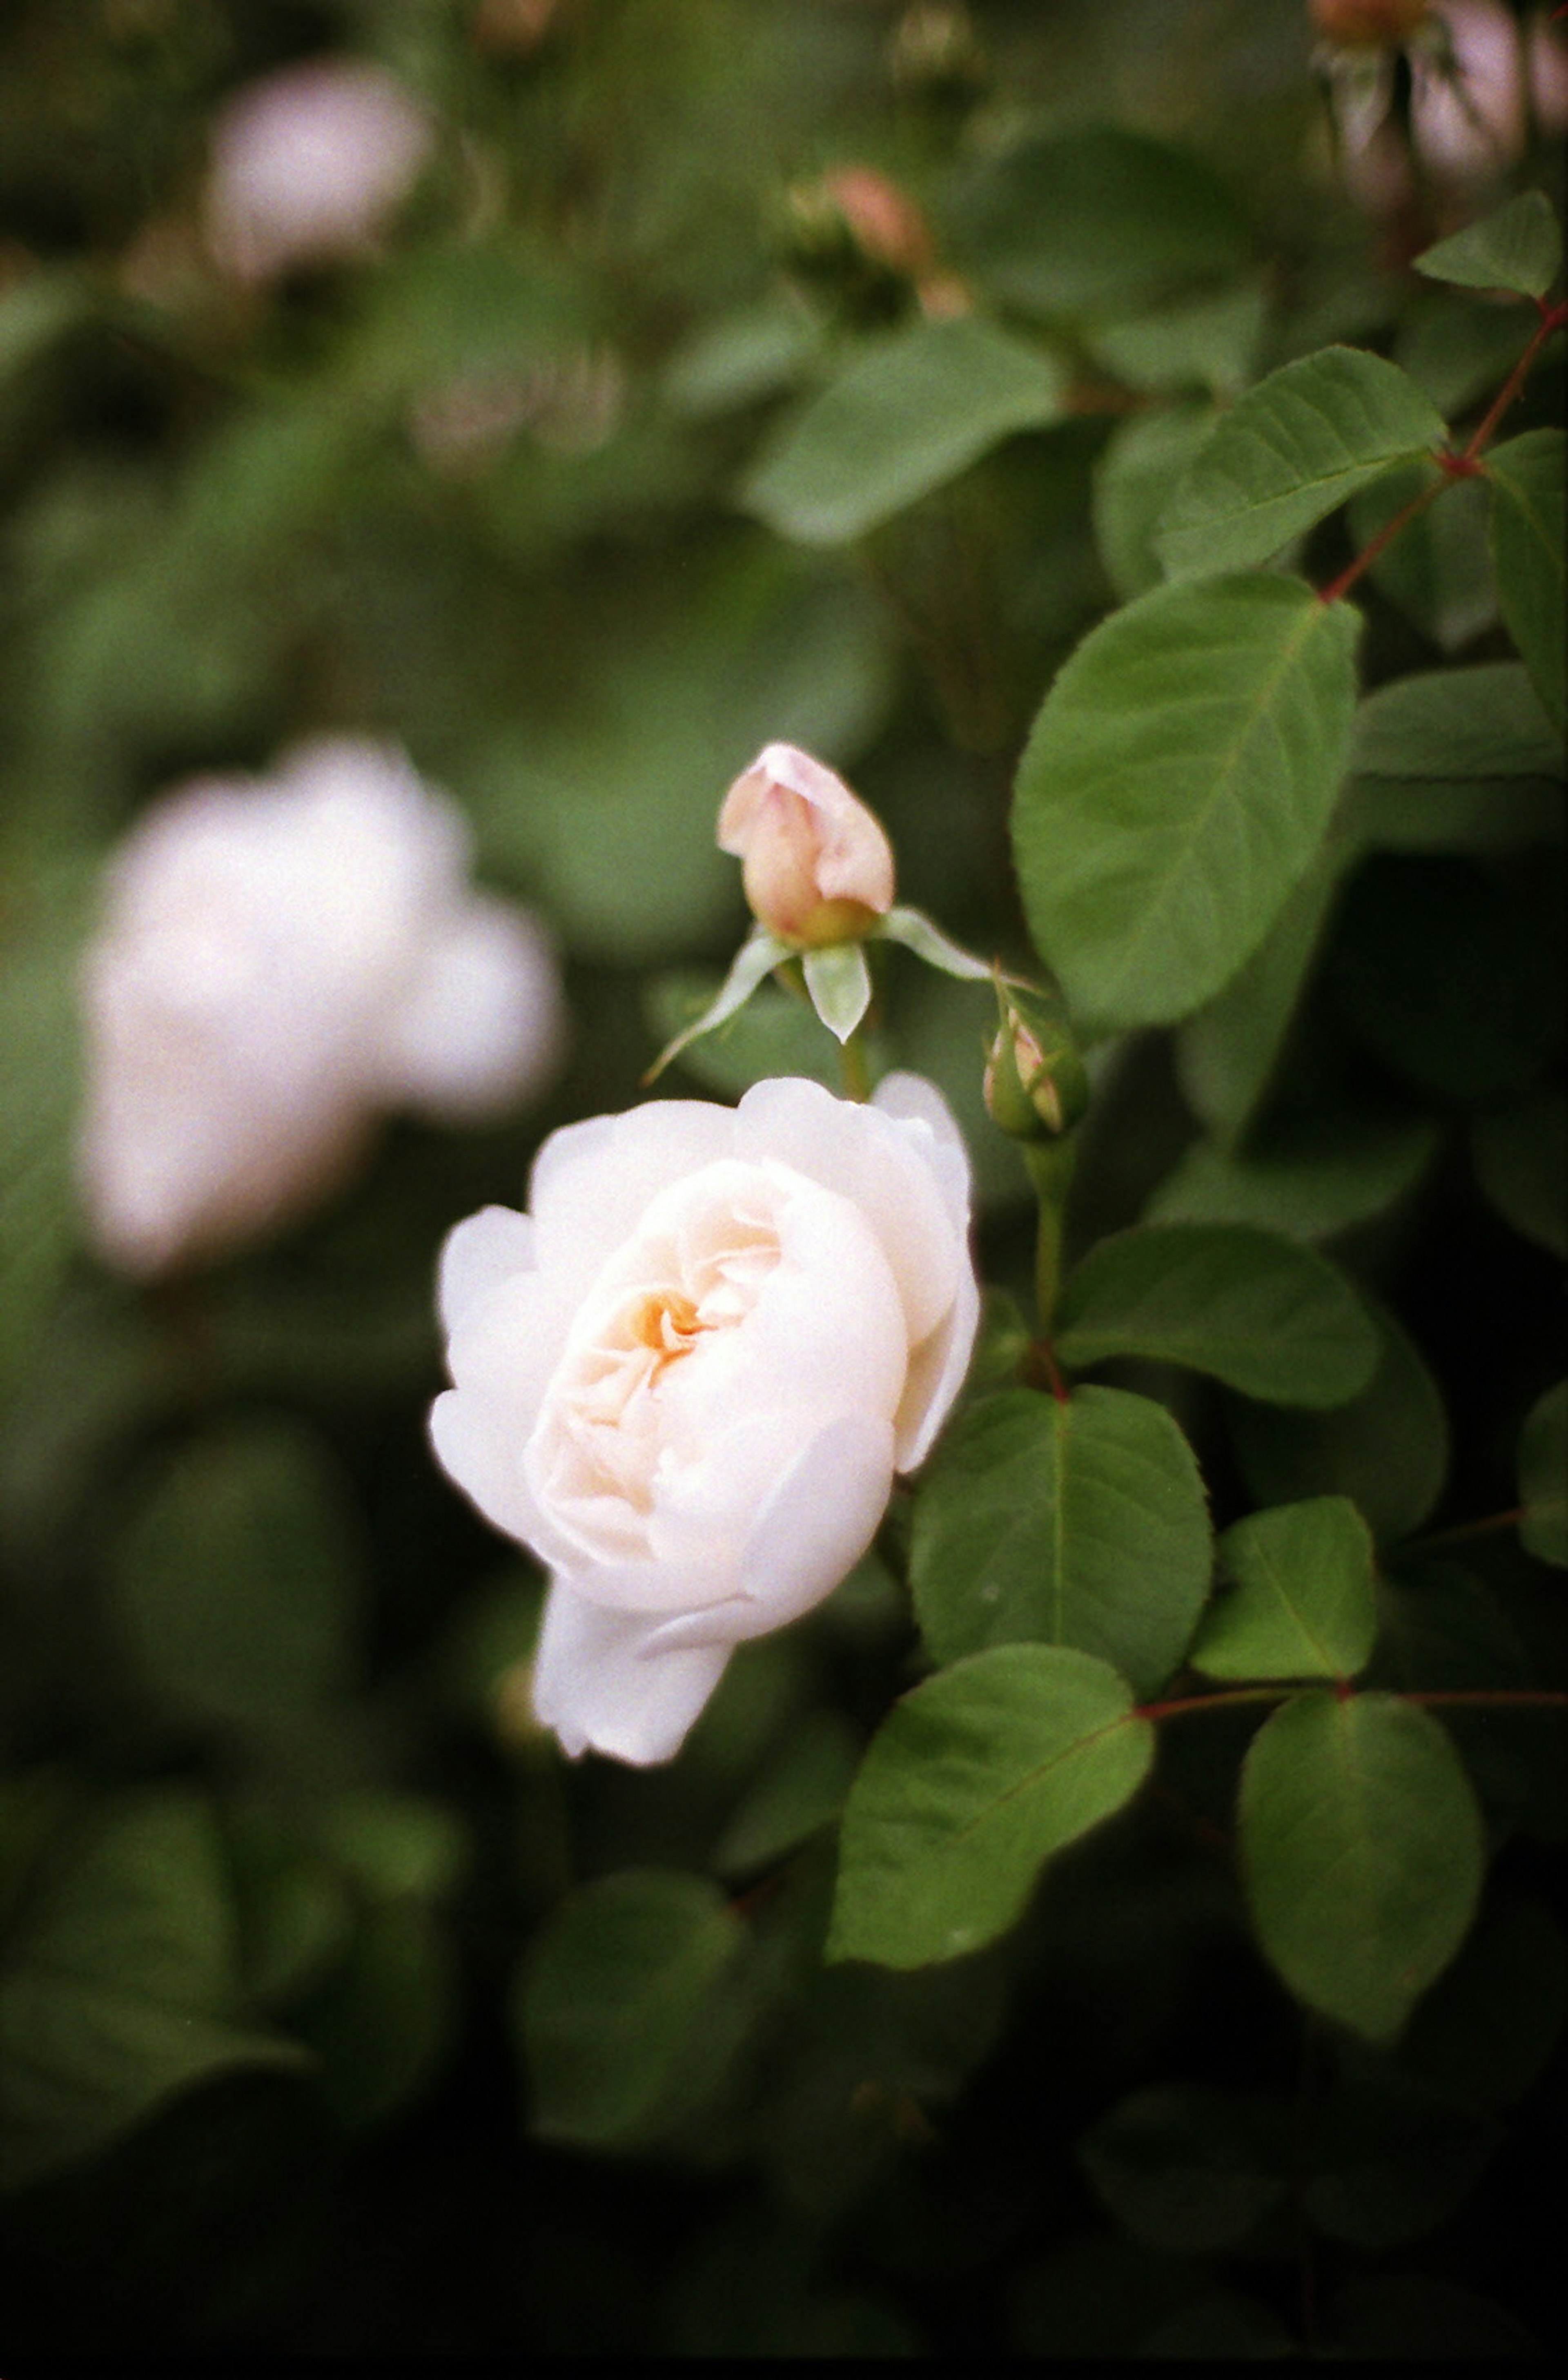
top-left (78, 736), bottom-right (564, 1276)
top-left (430, 1072), bottom-right (978, 1765)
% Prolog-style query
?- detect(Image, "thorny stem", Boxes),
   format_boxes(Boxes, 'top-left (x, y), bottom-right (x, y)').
top-left (1318, 296), bottom-right (1567, 608)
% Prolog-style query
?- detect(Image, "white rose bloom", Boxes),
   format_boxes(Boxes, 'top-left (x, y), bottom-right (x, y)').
top-left (204, 58), bottom-right (432, 284)
top-left (80, 738), bottom-right (564, 1277)
top-left (431, 1073), bottom-right (980, 1766)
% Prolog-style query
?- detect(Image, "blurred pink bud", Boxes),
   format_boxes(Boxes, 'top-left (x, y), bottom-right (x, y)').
top-left (1412, 1), bottom-right (1529, 178)
top-left (717, 743), bottom-right (895, 947)
top-left (1311, 0), bottom-right (1432, 46)
top-left (79, 740), bottom-right (565, 1277)
top-left (204, 58), bottom-right (432, 284)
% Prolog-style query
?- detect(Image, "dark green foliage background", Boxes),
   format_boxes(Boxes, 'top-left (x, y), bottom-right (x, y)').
top-left (0, 0), bottom-right (1564, 2359)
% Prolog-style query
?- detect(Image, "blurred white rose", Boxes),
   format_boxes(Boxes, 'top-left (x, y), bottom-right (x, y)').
top-left (430, 1073), bottom-right (979, 1766)
top-left (79, 738), bottom-right (564, 1277)
top-left (204, 58), bottom-right (433, 283)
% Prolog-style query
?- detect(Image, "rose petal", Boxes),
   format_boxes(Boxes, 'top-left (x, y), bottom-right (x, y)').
top-left (437, 1204), bottom-right (535, 1337)
top-left (531, 1582), bottom-right (731, 1765)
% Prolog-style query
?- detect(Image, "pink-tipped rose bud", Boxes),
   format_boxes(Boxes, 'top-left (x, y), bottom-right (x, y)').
top-left (717, 743), bottom-right (895, 947)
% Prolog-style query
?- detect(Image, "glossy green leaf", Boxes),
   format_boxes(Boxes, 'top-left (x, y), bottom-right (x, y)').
top-left (518, 1870), bottom-right (746, 2146)
top-left (1470, 1087), bottom-right (1567, 1258)
top-left (1415, 192), bottom-right (1563, 300)
top-left (109, 1419), bottom-right (364, 1733)
top-left (1156, 348), bottom-right (1446, 580)
top-left (1012, 574), bottom-right (1360, 1030)
top-left (1238, 1692), bottom-right (1485, 2041)
top-left (0, 1789), bottom-right (301, 2191)
top-left (910, 1385), bottom-right (1211, 1695)
top-left (829, 1646), bottom-right (1153, 1970)
top-left (1194, 1496), bottom-right (1376, 1681)
top-left (1147, 1113), bottom-right (1440, 1241)
top-left (741, 316), bottom-right (1066, 546)
top-left (944, 123), bottom-right (1254, 319)
top-left (1092, 403), bottom-right (1220, 602)
top-left (1517, 1381), bottom-right (1566, 1567)
top-left (1487, 429), bottom-right (1566, 733)
top-left (1055, 1223), bottom-right (1379, 1408)
top-left (1229, 1302), bottom-right (1448, 1544)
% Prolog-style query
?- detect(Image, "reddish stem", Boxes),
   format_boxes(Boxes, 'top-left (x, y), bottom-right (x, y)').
top-left (1319, 296), bottom-right (1568, 608)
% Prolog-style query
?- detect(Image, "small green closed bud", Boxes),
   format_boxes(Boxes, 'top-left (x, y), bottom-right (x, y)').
top-left (983, 983), bottom-right (1089, 1142)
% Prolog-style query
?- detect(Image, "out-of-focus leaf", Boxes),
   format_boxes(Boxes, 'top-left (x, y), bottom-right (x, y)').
top-left (1194, 1496), bottom-right (1376, 1681)
top-left (662, 299), bottom-right (820, 417)
top-left (1092, 403), bottom-right (1219, 601)
top-left (108, 1418), bottom-right (365, 1734)
top-left (1398, 1890), bottom-right (1568, 2114)
top-left (1414, 192), bottom-right (1563, 300)
top-left (910, 1385), bottom-right (1211, 1696)
top-left (1055, 1223), bottom-right (1379, 1408)
top-left (294, 1901), bottom-right (457, 2130)
top-left (1239, 1692), bottom-right (1485, 2041)
top-left (1147, 1112), bottom-right (1439, 1241)
top-left (313, 1793), bottom-right (468, 1906)
top-left (1087, 284), bottom-right (1266, 401)
top-left (1229, 1302), bottom-right (1448, 1544)
top-left (712, 1710), bottom-right (861, 1878)
top-left (1517, 1381), bottom-right (1566, 1567)
top-left (1395, 291), bottom-right (1533, 415)
top-left (1175, 856), bottom-right (1342, 1144)
top-left (0, 869), bottom-right (88, 1405)
top-left (1079, 2083), bottom-right (1285, 2253)
top-left (1487, 429), bottom-right (1565, 732)
top-left (943, 122), bottom-right (1254, 319)
top-left (1347, 464), bottom-right (1497, 652)
top-left (1329, 855), bottom-right (1563, 1103)
top-left (1346, 660), bottom-right (1564, 784)
top-left (1156, 348), bottom-right (1446, 580)
top-left (742, 316), bottom-right (1067, 546)
top-left (0, 1788), bottom-right (302, 2191)
top-left (1301, 2069), bottom-right (1498, 2247)
top-left (517, 1870), bottom-right (747, 2148)
top-left (1471, 1086), bottom-right (1567, 1257)
top-left (828, 1645), bottom-right (1153, 1970)
top-left (644, 969), bottom-right (840, 1095)
top-left (1012, 574), bottom-right (1360, 1030)
top-left (1322, 2277), bottom-right (1539, 2360)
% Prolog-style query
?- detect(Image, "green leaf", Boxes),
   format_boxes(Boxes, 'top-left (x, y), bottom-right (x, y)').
top-left (1054, 1223), bottom-right (1379, 1408)
top-left (1194, 1496), bottom-right (1377, 1681)
top-left (741, 316), bottom-right (1066, 546)
top-left (712, 1710), bottom-right (862, 1879)
top-left (1517, 1381), bottom-right (1567, 1567)
top-left (828, 1645), bottom-right (1153, 1969)
top-left (1346, 659), bottom-right (1564, 785)
top-left (1487, 429), bottom-right (1566, 733)
top-left (108, 1419), bottom-right (365, 1734)
top-left (1080, 2083), bottom-right (1286, 2254)
top-left (802, 939), bottom-right (872, 1042)
top-left (1470, 1086), bottom-right (1567, 1258)
top-left (517, 1870), bottom-right (746, 2146)
top-left (1087, 284), bottom-right (1267, 401)
top-left (1347, 463), bottom-right (1497, 653)
top-left (1092, 403), bottom-right (1221, 602)
top-left (1301, 2069), bottom-right (1497, 2248)
top-left (1156, 348), bottom-right (1446, 581)
top-left (1175, 856), bottom-right (1342, 1144)
top-left (1415, 192), bottom-right (1563, 300)
top-left (296, 1901), bottom-right (457, 2129)
top-left (1147, 1113), bottom-right (1440, 1241)
top-left (1012, 574), bottom-right (1361, 1030)
top-left (944, 123), bottom-right (1254, 320)
top-left (0, 1789), bottom-right (302, 2191)
top-left (875, 904), bottom-right (993, 982)
top-left (910, 1385), bottom-right (1212, 1696)
top-left (1238, 1692), bottom-right (1486, 2042)
top-left (1229, 1302), bottom-right (1448, 1544)
top-left (642, 969), bottom-right (841, 1097)
top-left (1323, 2277), bottom-right (1540, 2362)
